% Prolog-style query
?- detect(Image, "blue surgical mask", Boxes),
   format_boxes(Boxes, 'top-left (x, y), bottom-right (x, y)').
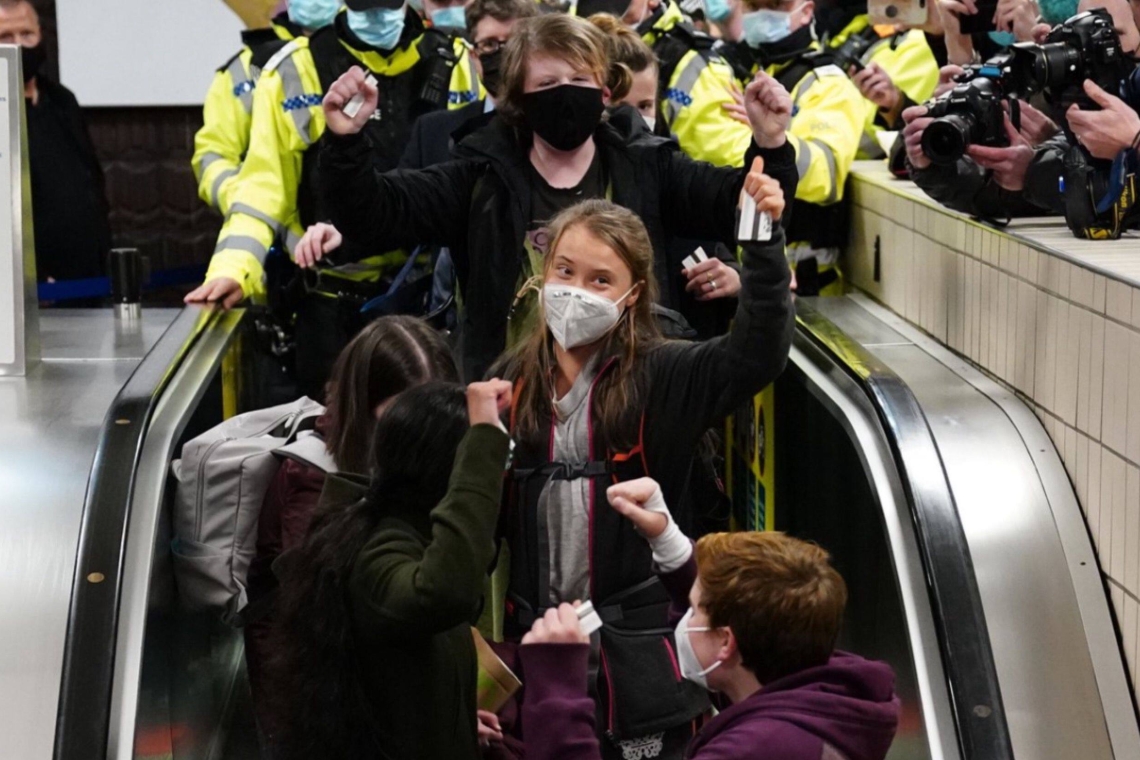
top-left (987, 30), bottom-right (1016, 47)
top-left (347, 7), bottom-right (406, 50)
top-left (430, 5), bottom-right (467, 31)
top-left (743, 6), bottom-right (796, 48)
top-left (705, 0), bottom-right (733, 23)
top-left (288, 0), bottom-right (341, 30)
top-left (1038, 0), bottom-right (1078, 26)
top-left (408, 0), bottom-right (423, 11)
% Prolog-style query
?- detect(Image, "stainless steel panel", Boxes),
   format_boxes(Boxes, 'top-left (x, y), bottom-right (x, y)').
top-left (786, 345), bottom-right (960, 760)
top-left (0, 309), bottom-right (178, 759)
top-left (109, 310), bottom-right (243, 760)
top-left (809, 295), bottom-right (1129, 759)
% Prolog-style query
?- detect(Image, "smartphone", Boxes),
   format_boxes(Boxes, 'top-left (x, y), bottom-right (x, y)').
top-left (868, 0), bottom-right (928, 26)
top-left (957, 0), bottom-right (999, 34)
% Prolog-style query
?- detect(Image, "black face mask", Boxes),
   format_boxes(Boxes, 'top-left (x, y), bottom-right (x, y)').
top-left (21, 44), bottom-right (44, 83)
top-left (480, 49), bottom-right (504, 99)
top-left (521, 84), bottom-right (605, 151)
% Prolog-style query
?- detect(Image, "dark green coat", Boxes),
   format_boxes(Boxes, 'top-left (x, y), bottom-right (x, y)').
top-left (346, 424), bottom-right (510, 760)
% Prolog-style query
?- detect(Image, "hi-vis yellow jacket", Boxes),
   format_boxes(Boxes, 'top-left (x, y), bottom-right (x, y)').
top-left (644, 2), bottom-right (752, 167)
top-left (830, 17), bottom-right (938, 157)
top-left (192, 19), bottom-right (296, 215)
top-left (204, 25), bottom-right (481, 300)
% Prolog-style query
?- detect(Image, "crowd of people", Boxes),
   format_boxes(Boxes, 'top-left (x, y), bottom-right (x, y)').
top-left (165, 0), bottom-right (1140, 757)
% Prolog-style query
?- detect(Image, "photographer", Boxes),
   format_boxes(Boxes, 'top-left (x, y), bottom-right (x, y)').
top-left (901, 0), bottom-right (1140, 221)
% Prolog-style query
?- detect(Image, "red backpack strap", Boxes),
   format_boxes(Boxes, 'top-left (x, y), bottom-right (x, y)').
top-left (609, 412), bottom-right (648, 483)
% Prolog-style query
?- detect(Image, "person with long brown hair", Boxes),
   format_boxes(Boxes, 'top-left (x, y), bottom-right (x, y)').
top-left (492, 156), bottom-right (792, 760)
top-left (313, 12), bottom-right (798, 381)
top-left (243, 315), bottom-right (457, 755)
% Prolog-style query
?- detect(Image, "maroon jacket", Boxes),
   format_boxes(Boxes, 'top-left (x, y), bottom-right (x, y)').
top-left (518, 556), bottom-right (900, 760)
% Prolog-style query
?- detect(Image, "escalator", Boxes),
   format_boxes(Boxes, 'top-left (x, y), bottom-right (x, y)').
top-left (30, 296), bottom-right (1140, 759)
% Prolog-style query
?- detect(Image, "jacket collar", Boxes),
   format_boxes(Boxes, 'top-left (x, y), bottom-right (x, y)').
top-left (336, 7), bottom-right (426, 76)
top-left (271, 11), bottom-right (304, 41)
top-left (639, 0), bottom-right (687, 44)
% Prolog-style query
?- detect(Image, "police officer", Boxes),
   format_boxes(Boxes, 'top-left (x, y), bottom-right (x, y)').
top-left (826, 10), bottom-right (939, 158)
top-left (186, 0), bottom-right (481, 398)
top-left (727, 0), bottom-right (864, 296)
top-left (192, 1), bottom-right (338, 215)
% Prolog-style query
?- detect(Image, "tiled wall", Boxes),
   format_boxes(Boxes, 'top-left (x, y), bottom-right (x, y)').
top-left (845, 175), bottom-right (1140, 699)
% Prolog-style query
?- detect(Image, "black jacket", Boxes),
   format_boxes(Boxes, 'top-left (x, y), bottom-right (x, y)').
top-left (399, 99), bottom-right (490, 170)
top-left (319, 108), bottom-right (797, 380)
top-left (909, 134), bottom-right (1070, 220)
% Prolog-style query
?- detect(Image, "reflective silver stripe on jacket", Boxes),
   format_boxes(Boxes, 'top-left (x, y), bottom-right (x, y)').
top-left (793, 134), bottom-right (812, 179)
top-left (209, 167), bottom-right (239, 208)
top-left (227, 56), bottom-right (255, 113)
top-left (216, 235), bottom-right (270, 264)
top-left (274, 53), bottom-right (315, 146)
top-left (806, 137), bottom-right (840, 203)
top-left (663, 53), bottom-right (705, 127)
top-left (226, 203), bottom-right (303, 255)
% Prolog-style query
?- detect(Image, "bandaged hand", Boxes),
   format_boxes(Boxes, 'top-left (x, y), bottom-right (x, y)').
top-left (607, 478), bottom-right (692, 572)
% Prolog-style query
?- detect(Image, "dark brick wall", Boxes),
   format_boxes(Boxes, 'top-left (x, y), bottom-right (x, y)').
top-left (85, 107), bottom-right (222, 274)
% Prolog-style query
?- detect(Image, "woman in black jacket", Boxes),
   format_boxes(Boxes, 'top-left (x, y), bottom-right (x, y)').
top-left (315, 13), bottom-right (797, 380)
top-left (490, 155), bottom-right (792, 759)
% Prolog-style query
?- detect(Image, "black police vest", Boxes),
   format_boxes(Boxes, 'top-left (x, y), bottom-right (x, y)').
top-left (298, 24), bottom-right (459, 226)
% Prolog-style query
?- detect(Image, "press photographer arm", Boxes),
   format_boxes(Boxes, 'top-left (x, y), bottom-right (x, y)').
top-left (1066, 80), bottom-right (1140, 161)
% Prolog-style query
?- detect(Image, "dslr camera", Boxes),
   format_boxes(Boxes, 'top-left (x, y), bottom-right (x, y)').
top-left (921, 59), bottom-right (1017, 166)
top-left (1009, 9), bottom-right (1130, 110)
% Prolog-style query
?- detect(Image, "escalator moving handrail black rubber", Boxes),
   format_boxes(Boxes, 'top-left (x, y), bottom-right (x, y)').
top-left (794, 301), bottom-right (1014, 760)
top-left (52, 307), bottom-right (230, 760)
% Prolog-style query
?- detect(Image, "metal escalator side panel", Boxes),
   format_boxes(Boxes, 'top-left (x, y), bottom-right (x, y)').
top-left (785, 340), bottom-right (960, 760)
top-left (53, 308), bottom-right (231, 760)
top-left (796, 302), bottom-right (1014, 760)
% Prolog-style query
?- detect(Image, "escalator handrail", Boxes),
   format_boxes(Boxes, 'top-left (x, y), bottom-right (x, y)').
top-left (53, 306), bottom-right (234, 760)
top-left (795, 301), bottom-right (1014, 760)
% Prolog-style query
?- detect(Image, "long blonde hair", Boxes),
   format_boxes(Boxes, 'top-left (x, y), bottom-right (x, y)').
top-left (498, 14), bottom-right (612, 125)
top-left (504, 199), bottom-right (662, 450)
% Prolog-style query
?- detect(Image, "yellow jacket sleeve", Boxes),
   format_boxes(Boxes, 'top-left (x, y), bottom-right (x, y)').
top-left (871, 30), bottom-right (938, 106)
top-left (192, 51), bottom-right (254, 214)
top-left (784, 65), bottom-right (864, 205)
top-left (448, 39), bottom-right (484, 109)
top-left (665, 51), bottom-right (753, 168)
top-left (205, 40), bottom-right (326, 300)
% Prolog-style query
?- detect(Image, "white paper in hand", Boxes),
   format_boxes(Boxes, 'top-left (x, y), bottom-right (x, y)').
top-left (737, 191), bottom-right (773, 243)
top-left (344, 74), bottom-right (378, 119)
top-left (577, 601), bottom-right (604, 636)
top-left (681, 246), bottom-right (710, 271)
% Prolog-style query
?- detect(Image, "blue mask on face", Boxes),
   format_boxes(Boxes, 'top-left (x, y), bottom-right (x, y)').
top-left (704, 0), bottom-right (733, 23)
top-left (347, 7), bottom-right (407, 50)
top-left (987, 30), bottom-right (1016, 47)
top-left (288, 0), bottom-right (341, 30)
top-left (743, 7), bottom-right (795, 48)
top-left (430, 5), bottom-right (467, 30)
top-left (408, 0), bottom-right (423, 10)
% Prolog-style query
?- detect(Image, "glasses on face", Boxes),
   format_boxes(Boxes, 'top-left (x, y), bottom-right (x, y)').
top-left (473, 37), bottom-right (507, 57)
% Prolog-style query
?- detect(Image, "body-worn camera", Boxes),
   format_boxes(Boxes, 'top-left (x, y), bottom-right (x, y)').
top-left (1009, 9), bottom-right (1130, 109)
top-left (921, 68), bottom-right (1010, 165)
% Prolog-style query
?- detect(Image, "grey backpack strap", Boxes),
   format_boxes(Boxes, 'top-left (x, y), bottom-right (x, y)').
top-left (277, 431), bottom-right (338, 474)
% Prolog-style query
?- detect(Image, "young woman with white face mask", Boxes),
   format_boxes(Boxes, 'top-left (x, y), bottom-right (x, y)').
top-left (490, 160), bottom-right (792, 760)
top-left (519, 478), bottom-right (902, 760)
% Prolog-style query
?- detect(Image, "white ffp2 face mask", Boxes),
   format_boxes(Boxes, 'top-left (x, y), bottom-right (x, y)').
top-left (675, 608), bottom-right (722, 690)
top-left (542, 283), bottom-right (635, 350)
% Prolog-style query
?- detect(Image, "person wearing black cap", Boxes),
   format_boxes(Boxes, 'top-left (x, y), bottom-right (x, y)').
top-left (186, 0), bottom-right (482, 400)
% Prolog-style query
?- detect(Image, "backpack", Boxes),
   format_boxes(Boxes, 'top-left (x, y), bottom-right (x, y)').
top-left (170, 397), bottom-right (336, 625)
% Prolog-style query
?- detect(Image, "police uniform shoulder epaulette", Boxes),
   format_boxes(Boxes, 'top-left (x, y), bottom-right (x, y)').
top-left (666, 21), bottom-right (717, 54)
top-left (264, 38), bottom-right (306, 75)
top-left (801, 50), bottom-right (846, 77)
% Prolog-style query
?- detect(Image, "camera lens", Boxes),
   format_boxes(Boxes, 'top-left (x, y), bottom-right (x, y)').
top-left (922, 113), bottom-right (976, 166)
top-left (1032, 43), bottom-right (1082, 90)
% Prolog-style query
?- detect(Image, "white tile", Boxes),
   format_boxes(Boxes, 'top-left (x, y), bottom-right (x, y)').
top-left (999, 236), bottom-right (1015, 274)
top-left (980, 265), bottom-right (993, 371)
top-left (1093, 274), bottom-right (1108, 314)
top-left (1071, 265), bottom-right (1095, 308)
top-left (1018, 244), bottom-right (1032, 280)
top-left (1103, 322), bottom-right (1132, 456)
top-left (1090, 315), bottom-right (1106, 441)
top-left (1000, 276), bottom-right (1014, 382)
top-left (1108, 279), bottom-right (1133, 324)
top-left (1037, 248), bottom-right (1050, 290)
top-left (1038, 294), bottom-right (1059, 414)
top-left (1124, 595), bottom-right (1139, 680)
top-left (1076, 432), bottom-right (1090, 517)
top-left (1132, 289), bottom-right (1140, 332)
top-left (947, 252), bottom-right (962, 352)
top-left (1089, 442), bottom-right (1104, 540)
top-left (1077, 309), bottom-right (1094, 434)
top-left (1017, 282), bottom-right (1036, 396)
top-left (1130, 334), bottom-right (1140, 465)
top-left (965, 259), bottom-right (977, 362)
top-left (1056, 302), bottom-right (1079, 426)
top-left (1126, 464), bottom-right (1140, 596)
top-left (1113, 451), bottom-right (1129, 582)
top-left (1065, 424), bottom-right (1079, 481)
top-left (1056, 261), bottom-right (1072, 300)
top-left (1101, 450), bottom-right (1124, 567)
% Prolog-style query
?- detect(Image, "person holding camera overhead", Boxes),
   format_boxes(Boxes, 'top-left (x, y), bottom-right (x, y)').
top-left (900, 0), bottom-right (1140, 229)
